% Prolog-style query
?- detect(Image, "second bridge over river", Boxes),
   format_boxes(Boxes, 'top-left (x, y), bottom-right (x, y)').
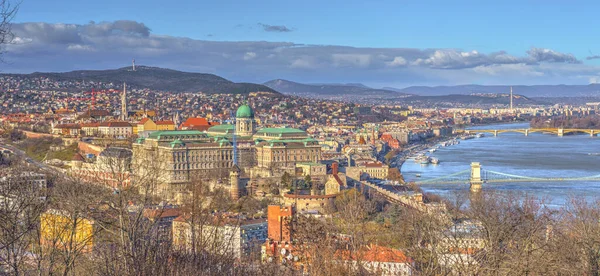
top-left (465, 128), bottom-right (598, 137)
top-left (414, 162), bottom-right (600, 193)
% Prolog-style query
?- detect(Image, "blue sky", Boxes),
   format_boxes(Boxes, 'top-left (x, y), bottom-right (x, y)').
top-left (6, 0), bottom-right (600, 88)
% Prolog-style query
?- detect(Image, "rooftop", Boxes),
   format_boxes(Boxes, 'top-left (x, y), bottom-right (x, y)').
top-left (207, 124), bottom-right (234, 132)
top-left (181, 117), bottom-right (210, 127)
top-left (147, 130), bottom-right (206, 140)
top-left (256, 127), bottom-right (306, 134)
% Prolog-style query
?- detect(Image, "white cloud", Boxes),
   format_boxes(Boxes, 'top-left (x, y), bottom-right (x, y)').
top-left (243, 52), bottom-right (257, 60)
top-left (3, 20), bottom-right (595, 86)
top-left (387, 56), bottom-right (407, 67)
top-left (11, 37), bottom-right (33, 44)
top-left (527, 47), bottom-right (580, 64)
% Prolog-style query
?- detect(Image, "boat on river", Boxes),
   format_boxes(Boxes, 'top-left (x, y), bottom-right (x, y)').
top-left (417, 156), bottom-right (430, 165)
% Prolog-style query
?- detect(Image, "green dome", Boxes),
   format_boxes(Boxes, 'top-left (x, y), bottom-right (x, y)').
top-left (236, 104), bottom-right (254, 119)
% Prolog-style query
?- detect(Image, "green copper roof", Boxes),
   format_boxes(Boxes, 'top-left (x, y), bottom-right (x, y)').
top-left (207, 124), bottom-right (234, 133)
top-left (147, 130), bottom-right (206, 140)
top-left (262, 138), bottom-right (318, 147)
top-left (255, 128), bottom-right (306, 134)
top-left (236, 104), bottom-right (254, 118)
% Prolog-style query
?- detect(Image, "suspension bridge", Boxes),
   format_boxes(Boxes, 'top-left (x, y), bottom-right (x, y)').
top-left (414, 162), bottom-right (600, 193)
top-left (465, 128), bottom-right (598, 137)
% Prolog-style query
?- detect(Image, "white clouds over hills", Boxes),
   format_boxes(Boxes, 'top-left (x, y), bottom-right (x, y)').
top-left (4, 20), bottom-right (600, 86)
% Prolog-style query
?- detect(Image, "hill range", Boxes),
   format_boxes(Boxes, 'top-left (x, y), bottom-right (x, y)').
top-left (4, 66), bottom-right (598, 103)
top-left (263, 79), bottom-right (410, 98)
top-left (2, 66), bottom-right (279, 95)
top-left (265, 79), bottom-right (600, 98)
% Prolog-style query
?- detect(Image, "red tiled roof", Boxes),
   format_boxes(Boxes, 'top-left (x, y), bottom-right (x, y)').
top-left (181, 117), bottom-right (209, 127)
top-left (99, 121), bottom-right (131, 127)
top-left (80, 123), bottom-right (99, 127)
top-left (364, 162), bottom-right (385, 168)
top-left (71, 153), bottom-right (85, 161)
top-left (143, 208), bottom-right (181, 219)
top-left (138, 118), bottom-right (151, 124)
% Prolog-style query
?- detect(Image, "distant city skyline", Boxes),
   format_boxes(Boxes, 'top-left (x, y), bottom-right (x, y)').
top-left (5, 0), bottom-right (600, 88)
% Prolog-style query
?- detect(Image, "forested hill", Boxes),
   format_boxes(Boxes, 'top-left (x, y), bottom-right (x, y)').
top-left (1, 66), bottom-right (280, 95)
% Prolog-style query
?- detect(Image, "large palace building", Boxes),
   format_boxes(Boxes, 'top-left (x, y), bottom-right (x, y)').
top-left (132, 104), bottom-right (321, 200)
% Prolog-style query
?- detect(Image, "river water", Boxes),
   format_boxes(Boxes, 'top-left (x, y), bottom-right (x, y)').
top-left (401, 123), bottom-right (600, 206)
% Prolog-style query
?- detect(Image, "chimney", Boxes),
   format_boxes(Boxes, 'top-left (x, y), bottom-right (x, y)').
top-left (331, 162), bottom-right (339, 175)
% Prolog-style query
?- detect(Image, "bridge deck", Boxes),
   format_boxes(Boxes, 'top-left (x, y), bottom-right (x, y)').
top-left (467, 128), bottom-right (598, 135)
top-left (416, 176), bottom-right (600, 185)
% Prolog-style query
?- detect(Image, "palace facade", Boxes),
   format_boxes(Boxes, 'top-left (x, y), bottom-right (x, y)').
top-left (132, 104), bottom-right (321, 200)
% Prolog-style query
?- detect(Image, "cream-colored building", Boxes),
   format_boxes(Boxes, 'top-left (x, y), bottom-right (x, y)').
top-left (295, 162), bottom-right (326, 177)
top-left (325, 172), bottom-right (347, 195)
top-left (346, 162), bottom-right (389, 182)
top-left (132, 130), bottom-right (254, 199)
top-left (172, 215), bottom-right (267, 260)
top-left (255, 129), bottom-right (322, 169)
top-left (80, 123), bottom-right (99, 136)
top-left (98, 121), bottom-right (133, 138)
top-left (132, 104), bottom-right (321, 201)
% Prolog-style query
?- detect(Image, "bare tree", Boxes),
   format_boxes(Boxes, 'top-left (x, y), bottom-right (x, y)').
top-left (555, 197), bottom-right (600, 275)
top-left (34, 176), bottom-right (106, 276)
top-left (0, 0), bottom-right (18, 60)
top-left (0, 165), bottom-right (48, 275)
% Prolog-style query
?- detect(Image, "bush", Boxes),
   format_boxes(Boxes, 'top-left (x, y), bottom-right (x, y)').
top-left (9, 129), bottom-right (26, 142)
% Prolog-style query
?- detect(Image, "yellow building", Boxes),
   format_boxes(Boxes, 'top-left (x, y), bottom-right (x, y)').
top-left (136, 118), bottom-right (176, 134)
top-left (40, 209), bottom-right (95, 253)
top-left (156, 120), bottom-right (176, 131)
top-left (136, 118), bottom-right (155, 134)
